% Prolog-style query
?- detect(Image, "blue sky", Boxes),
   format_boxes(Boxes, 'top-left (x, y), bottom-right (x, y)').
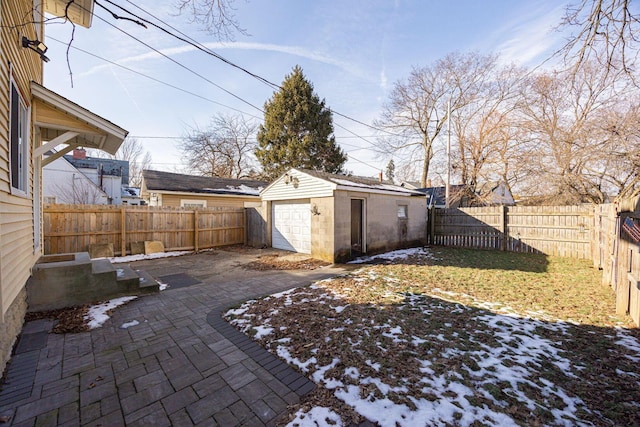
top-left (43, 0), bottom-right (571, 179)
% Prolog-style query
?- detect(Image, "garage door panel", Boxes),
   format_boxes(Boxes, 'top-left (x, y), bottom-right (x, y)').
top-left (272, 201), bottom-right (311, 254)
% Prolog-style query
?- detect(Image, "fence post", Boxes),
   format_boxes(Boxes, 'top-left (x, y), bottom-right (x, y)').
top-left (500, 205), bottom-right (507, 251)
top-left (194, 209), bottom-right (199, 252)
top-left (120, 207), bottom-right (126, 256)
top-left (243, 209), bottom-right (247, 245)
top-left (428, 208), bottom-right (436, 244)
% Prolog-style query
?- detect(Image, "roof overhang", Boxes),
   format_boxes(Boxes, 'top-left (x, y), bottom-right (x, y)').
top-left (145, 189), bottom-right (261, 199)
top-left (262, 168), bottom-right (426, 198)
top-left (31, 82), bottom-right (127, 164)
top-left (43, 0), bottom-right (94, 28)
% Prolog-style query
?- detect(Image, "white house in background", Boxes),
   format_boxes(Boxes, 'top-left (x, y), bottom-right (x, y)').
top-left (43, 154), bottom-right (109, 204)
top-left (122, 186), bottom-right (144, 205)
top-left (43, 148), bottom-right (133, 205)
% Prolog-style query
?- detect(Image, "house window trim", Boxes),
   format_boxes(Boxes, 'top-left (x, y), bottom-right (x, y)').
top-left (9, 74), bottom-right (31, 198)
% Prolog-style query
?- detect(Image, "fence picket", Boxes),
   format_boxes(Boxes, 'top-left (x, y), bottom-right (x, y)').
top-left (43, 204), bottom-right (245, 256)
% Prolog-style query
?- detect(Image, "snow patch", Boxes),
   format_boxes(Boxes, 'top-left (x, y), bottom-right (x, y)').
top-left (120, 320), bottom-right (139, 329)
top-left (286, 406), bottom-right (343, 427)
top-left (109, 250), bottom-right (192, 264)
top-left (348, 247), bottom-right (434, 264)
top-left (85, 296), bottom-right (137, 329)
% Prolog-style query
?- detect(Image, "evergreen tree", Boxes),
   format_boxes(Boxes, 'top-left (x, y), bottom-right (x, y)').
top-left (385, 159), bottom-right (396, 183)
top-left (256, 66), bottom-right (347, 179)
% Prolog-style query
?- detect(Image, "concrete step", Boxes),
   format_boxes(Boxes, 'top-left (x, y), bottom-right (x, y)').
top-left (92, 258), bottom-right (115, 275)
top-left (135, 269), bottom-right (160, 294)
top-left (114, 265), bottom-right (141, 293)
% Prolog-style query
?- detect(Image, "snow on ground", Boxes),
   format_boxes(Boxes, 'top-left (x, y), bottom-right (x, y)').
top-left (157, 280), bottom-right (169, 291)
top-left (614, 326), bottom-right (640, 362)
top-left (287, 406), bottom-right (343, 427)
top-left (224, 247), bottom-right (636, 427)
top-left (348, 247), bottom-right (436, 264)
top-left (230, 285), bottom-right (591, 426)
top-left (85, 296), bottom-right (137, 329)
top-left (120, 320), bottom-right (140, 329)
top-left (108, 250), bottom-right (192, 264)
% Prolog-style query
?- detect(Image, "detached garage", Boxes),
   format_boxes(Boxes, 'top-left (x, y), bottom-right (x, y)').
top-left (260, 168), bottom-right (427, 263)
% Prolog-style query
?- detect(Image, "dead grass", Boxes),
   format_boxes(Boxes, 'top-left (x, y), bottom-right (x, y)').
top-left (226, 246), bottom-right (640, 426)
top-left (244, 255), bottom-right (330, 271)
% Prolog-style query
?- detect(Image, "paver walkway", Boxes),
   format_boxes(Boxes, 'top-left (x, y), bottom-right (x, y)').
top-left (0, 250), bottom-right (352, 426)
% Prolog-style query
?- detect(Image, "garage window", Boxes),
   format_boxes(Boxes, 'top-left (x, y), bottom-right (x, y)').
top-left (397, 205), bottom-right (408, 218)
top-left (181, 199), bottom-right (207, 208)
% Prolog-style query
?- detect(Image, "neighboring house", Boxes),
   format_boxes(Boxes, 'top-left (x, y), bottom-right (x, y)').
top-left (400, 181), bottom-right (422, 190)
top-left (141, 170), bottom-right (267, 208)
top-left (419, 185), bottom-right (466, 208)
top-left (64, 148), bottom-right (129, 204)
top-left (122, 186), bottom-right (144, 205)
top-left (260, 168), bottom-right (427, 263)
top-left (419, 183), bottom-right (514, 208)
top-left (43, 148), bottom-right (129, 204)
top-left (0, 0), bottom-right (127, 373)
top-left (43, 152), bottom-right (110, 204)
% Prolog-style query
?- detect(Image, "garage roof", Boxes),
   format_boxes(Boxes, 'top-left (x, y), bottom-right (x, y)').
top-left (261, 168), bottom-right (427, 200)
top-left (142, 170), bottom-right (267, 196)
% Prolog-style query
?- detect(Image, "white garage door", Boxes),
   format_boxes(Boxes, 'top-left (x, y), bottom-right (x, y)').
top-left (272, 200), bottom-right (311, 253)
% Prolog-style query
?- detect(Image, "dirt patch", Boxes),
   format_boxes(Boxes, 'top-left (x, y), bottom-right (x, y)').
top-left (244, 254), bottom-right (330, 271)
top-left (25, 306), bottom-right (90, 333)
top-left (217, 244), bottom-right (269, 254)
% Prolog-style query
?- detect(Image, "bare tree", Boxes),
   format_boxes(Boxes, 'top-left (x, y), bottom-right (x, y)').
top-left (88, 137), bottom-right (151, 188)
top-left (174, 0), bottom-right (248, 40)
top-left (181, 113), bottom-right (259, 178)
top-left (560, 0), bottom-right (640, 78)
top-left (518, 62), bottom-right (636, 203)
top-left (448, 63), bottom-right (526, 204)
top-left (375, 52), bottom-right (499, 187)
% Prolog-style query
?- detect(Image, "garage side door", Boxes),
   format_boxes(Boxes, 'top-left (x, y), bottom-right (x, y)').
top-left (272, 200), bottom-right (311, 253)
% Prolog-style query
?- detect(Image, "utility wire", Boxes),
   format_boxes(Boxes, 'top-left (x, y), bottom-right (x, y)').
top-left (56, 1), bottom-right (386, 172)
top-left (47, 36), bottom-right (263, 120)
top-left (99, 0), bottom-right (280, 90)
top-left (93, 0), bottom-right (403, 139)
top-left (79, 3), bottom-right (265, 113)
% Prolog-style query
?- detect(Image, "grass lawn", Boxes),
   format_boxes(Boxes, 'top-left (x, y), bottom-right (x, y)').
top-left (225, 246), bottom-right (640, 426)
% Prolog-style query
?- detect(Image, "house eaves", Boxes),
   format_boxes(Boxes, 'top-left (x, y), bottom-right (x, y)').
top-left (31, 82), bottom-right (128, 158)
top-left (152, 190), bottom-right (260, 199)
top-left (43, 0), bottom-right (94, 28)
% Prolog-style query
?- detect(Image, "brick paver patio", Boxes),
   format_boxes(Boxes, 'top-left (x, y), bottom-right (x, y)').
top-left (0, 250), bottom-right (350, 426)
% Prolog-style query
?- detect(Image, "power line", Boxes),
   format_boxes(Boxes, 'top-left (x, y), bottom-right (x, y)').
top-left (47, 36), bottom-right (263, 120)
top-left (81, 3), bottom-right (265, 113)
top-left (54, 2), bottom-right (387, 172)
top-left (119, 0), bottom-right (280, 91)
top-left (90, 0), bottom-right (403, 139)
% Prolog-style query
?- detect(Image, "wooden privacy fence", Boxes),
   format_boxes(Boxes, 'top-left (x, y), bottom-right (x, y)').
top-left (595, 199), bottom-right (640, 326)
top-left (429, 205), bottom-right (594, 259)
top-left (430, 199), bottom-right (640, 326)
top-left (43, 204), bottom-right (246, 255)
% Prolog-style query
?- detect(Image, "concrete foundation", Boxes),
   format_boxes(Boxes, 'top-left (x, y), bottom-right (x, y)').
top-left (0, 287), bottom-right (26, 375)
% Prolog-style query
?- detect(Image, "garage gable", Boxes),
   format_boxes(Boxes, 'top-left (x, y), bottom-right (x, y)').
top-left (261, 169), bottom-right (335, 201)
